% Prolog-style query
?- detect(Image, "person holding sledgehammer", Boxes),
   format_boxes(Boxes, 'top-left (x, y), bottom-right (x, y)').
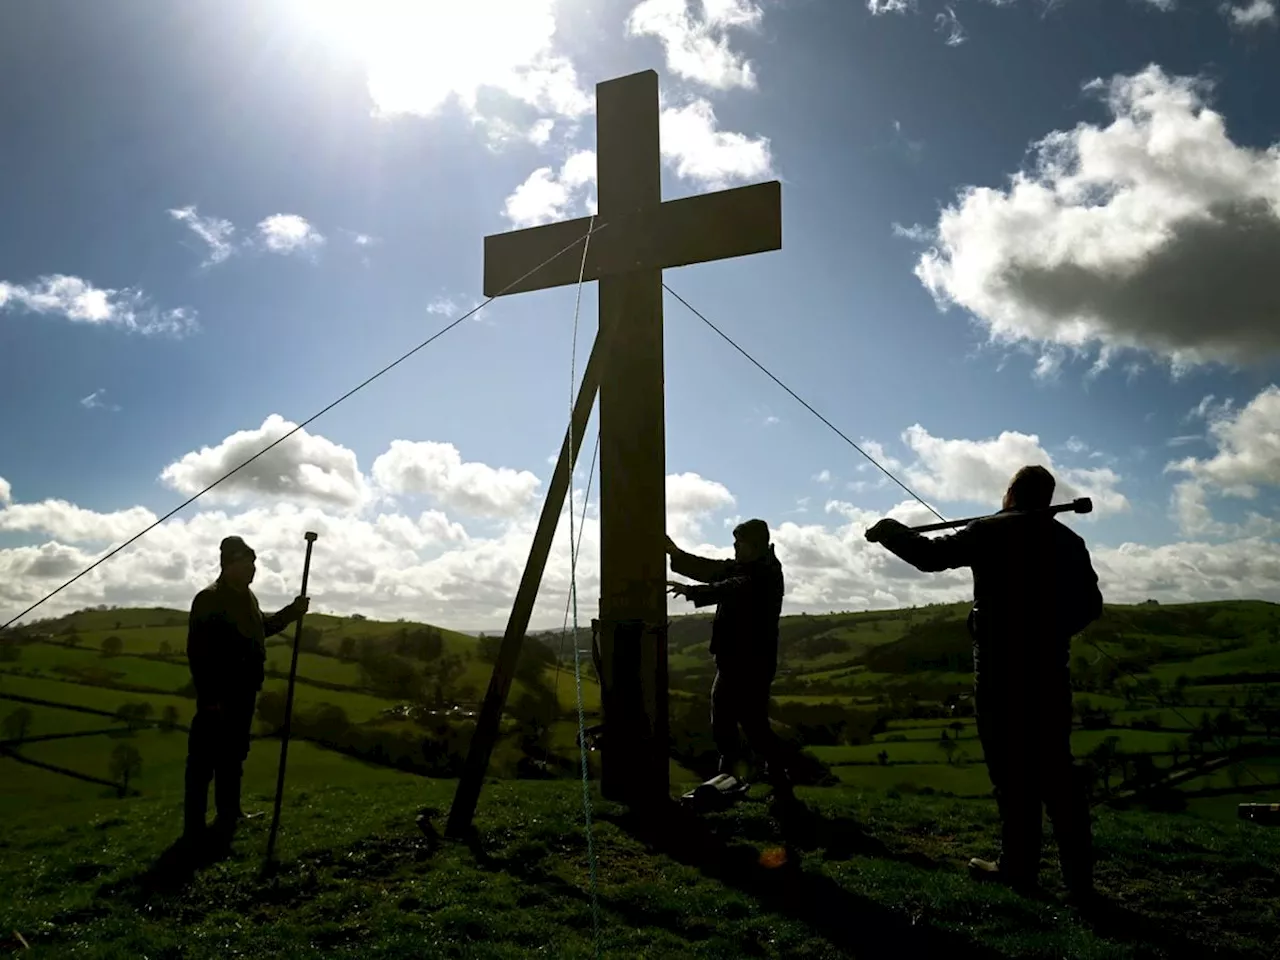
top-left (865, 465), bottom-right (1103, 904)
top-left (181, 535), bottom-right (310, 850)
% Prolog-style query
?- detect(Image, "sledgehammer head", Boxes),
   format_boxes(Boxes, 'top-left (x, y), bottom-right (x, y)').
top-left (1068, 497), bottom-right (1092, 515)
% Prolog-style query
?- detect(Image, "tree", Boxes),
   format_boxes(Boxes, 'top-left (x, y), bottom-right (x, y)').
top-left (299, 626), bottom-right (324, 654)
top-left (109, 743), bottom-right (143, 796)
top-left (3, 707), bottom-right (33, 741)
top-left (101, 635), bottom-right (123, 658)
top-left (115, 702), bottom-right (154, 732)
top-left (949, 720), bottom-right (965, 738)
top-left (938, 738), bottom-right (958, 764)
top-left (158, 640), bottom-right (173, 657)
top-left (338, 636), bottom-right (357, 662)
top-left (877, 750), bottom-right (890, 766)
top-left (0, 641), bottom-right (21, 663)
top-left (160, 705), bottom-right (180, 732)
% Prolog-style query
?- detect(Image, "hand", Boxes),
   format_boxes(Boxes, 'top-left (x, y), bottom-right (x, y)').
top-left (666, 580), bottom-right (690, 600)
top-left (290, 595), bottom-right (310, 619)
top-left (866, 518), bottom-right (908, 543)
top-left (664, 535), bottom-right (678, 556)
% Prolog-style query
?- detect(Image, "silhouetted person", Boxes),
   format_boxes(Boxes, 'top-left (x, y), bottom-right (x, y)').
top-left (182, 536), bottom-right (308, 845)
top-left (666, 519), bottom-right (791, 792)
top-left (866, 466), bottom-right (1102, 901)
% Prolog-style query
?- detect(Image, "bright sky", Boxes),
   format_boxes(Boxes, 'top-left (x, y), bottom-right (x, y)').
top-left (2, 0), bottom-right (1279, 630)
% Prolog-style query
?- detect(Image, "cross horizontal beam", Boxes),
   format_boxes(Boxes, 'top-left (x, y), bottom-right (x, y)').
top-left (483, 180), bottom-right (781, 297)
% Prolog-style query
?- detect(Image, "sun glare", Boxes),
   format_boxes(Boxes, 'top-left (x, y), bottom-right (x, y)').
top-left (289, 0), bottom-right (571, 117)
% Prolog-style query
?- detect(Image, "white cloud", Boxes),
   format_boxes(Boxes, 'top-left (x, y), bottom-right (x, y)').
top-left (159, 414), bottom-right (371, 510)
top-left (502, 150), bottom-right (597, 228)
top-left (370, 440), bottom-right (541, 518)
top-left (914, 65), bottom-right (1280, 372)
top-left (257, 214), bottom-right (326, 255)
top-left (659, 98), bottom-right (774, 190)
top-left (79, 389), bottom-right (120, 412)
top-left (0, 478), bottom-right (11, 506)
top-left (297, 0), bottom-right (591, 126)
top-left (1222, 1), bottom-right (1276, 27)
top-left (0, 274), bottom-right (197, 337)
top-left (1166, 384), bottom-right (1280, 535)
top-left (0, 500), bottom-right (159, 544)
top-left (168, 205), bottom-right (236, 266)
top-left (868, 0), bottom-right (913, 12)
top-left (626, 0), bottom-right (762, 91)
top-left (892, 424), bottom-right (1129, 517)
top-left (935, 6), bottom-right (965, 45)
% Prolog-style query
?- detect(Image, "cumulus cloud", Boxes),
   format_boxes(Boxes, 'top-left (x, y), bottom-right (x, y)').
top-left (891, 424), bottom-right (1129, 517)
top-left (168, 205), bottom-right (236, 266)
top-left (912, 65), bottom-right (1280, 373)
top-left (502, 150), bottom-right (597, 228)
top-left (1167, 384), bottom-right (1280, 535)
top-left (0, 274), bottom-right (197, 337)
top-left (626, 0), bottom-right (763, 91)
top-left (371, 440), bottom-right (542, 518)
top-left (0, 499), bottom-right (159, 543)
top-left (1222, 1), bottom-right (1277, 28)
top-left (256, 214), bottom-right (326, 255)
top-left (659, 98), bottom-right (774, 190)
top-left (159, 414), bottom-right (371, 510)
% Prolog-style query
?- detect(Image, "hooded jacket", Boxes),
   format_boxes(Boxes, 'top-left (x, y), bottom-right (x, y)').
top-left (669, 545), bottom-right (785, 677)
top-left (186, 578), bottom-right (295, 707)
top-left (878, 511), bottom-right (1103, 691)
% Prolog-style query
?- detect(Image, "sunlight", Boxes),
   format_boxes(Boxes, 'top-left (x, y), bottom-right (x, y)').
top-left (289, 0), bottom-right (588, 118)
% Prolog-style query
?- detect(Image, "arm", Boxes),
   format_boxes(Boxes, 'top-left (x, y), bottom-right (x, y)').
top-left (1063, 539), bottom-right (1104, 636)
top-left (186, 592), bottom-right (228, 702)
top-left (263, 605), bottom-right (295, 638)
top-left (879, 523), bottom-right (983, 572)
top-left (670, 548), bottom-right (736, 584)
top-left (682, 575), bottom-right (752, 608)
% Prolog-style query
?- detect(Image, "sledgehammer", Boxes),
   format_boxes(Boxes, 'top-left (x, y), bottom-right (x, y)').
top-left (865, 497), bottom-right (1092, 543)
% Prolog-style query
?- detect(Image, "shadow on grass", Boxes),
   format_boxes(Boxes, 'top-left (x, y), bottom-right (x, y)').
top-left (595, 793), bottom-right (989, 959)
top-left (97, 831), bottom-right (234, 907)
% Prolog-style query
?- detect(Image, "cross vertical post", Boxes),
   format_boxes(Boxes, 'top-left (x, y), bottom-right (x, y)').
top-left (594, 70), bottom-right (668, 804)
top-left (448, 67), bottom-right (782, 831)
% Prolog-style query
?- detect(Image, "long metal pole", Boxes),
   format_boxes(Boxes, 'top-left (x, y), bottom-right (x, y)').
top-left (866, 497), bottom-right (1092, 542)
top-left (265, 531), bottom-right (317, 862)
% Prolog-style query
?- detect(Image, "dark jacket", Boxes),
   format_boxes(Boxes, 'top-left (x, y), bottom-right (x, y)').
top-left (186, 578), bottom-right (294, 707)
top-left (670, 546), bottom-right (785, 677)
top-left (879, 512), bottom-right (1103, 690)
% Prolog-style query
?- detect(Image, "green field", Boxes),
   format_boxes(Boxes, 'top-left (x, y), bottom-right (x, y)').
top-left (3, 598), bottom-right (1279, 958)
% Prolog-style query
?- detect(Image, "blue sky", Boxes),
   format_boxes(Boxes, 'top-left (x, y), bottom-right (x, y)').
top-left (2, 0), bottom-right (1279, 629)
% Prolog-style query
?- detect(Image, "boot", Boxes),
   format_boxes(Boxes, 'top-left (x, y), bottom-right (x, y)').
top-left (967, 857), bottom-right (1038, 894)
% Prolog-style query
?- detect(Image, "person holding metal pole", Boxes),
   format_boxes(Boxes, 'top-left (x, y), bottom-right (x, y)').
top-left (266, 531), bottom-right (317, 863)
top-left (865, 465), bottom-right (1103, 903)
top-left (181, 535), bottom-right (310, 851)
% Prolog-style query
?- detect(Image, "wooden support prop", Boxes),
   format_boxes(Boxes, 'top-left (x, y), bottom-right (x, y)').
top-left (265, 531), bottom-right (317, 863)
top-left (449, 67), bottom-right (782, 830)
top-left (446, 331), bottom-right (611, 839)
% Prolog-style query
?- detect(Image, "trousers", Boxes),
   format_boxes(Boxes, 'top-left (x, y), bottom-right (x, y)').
top-left (184, 695), bottom-right (256, 834)
top-left (710, 665), bottom-right (787, 777)
top-left (975, 679), bottom-right (1093, 890)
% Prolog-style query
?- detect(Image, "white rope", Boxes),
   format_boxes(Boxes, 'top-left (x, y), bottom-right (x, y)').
top-left (566, 215), bottom-right (602, 957)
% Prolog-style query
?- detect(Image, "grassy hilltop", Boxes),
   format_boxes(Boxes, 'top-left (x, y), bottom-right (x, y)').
top-left (2, 598), bottom-right (1279, 957)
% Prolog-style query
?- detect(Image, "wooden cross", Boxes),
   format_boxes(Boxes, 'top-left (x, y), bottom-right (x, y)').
top-left (446, 68), bottom-right (781, 834)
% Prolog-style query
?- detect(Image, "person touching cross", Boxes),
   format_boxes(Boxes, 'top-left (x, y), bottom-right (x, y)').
top-left (665, 519), bottom-right (792, 794)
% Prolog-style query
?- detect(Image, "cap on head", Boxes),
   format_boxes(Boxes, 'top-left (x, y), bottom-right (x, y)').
top-left (733, 518), bottom-right (770, 549)
top-left (219, 535), bottom-right (256, 566)
top-left (1003, 465), bottom-right (1055, 512)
